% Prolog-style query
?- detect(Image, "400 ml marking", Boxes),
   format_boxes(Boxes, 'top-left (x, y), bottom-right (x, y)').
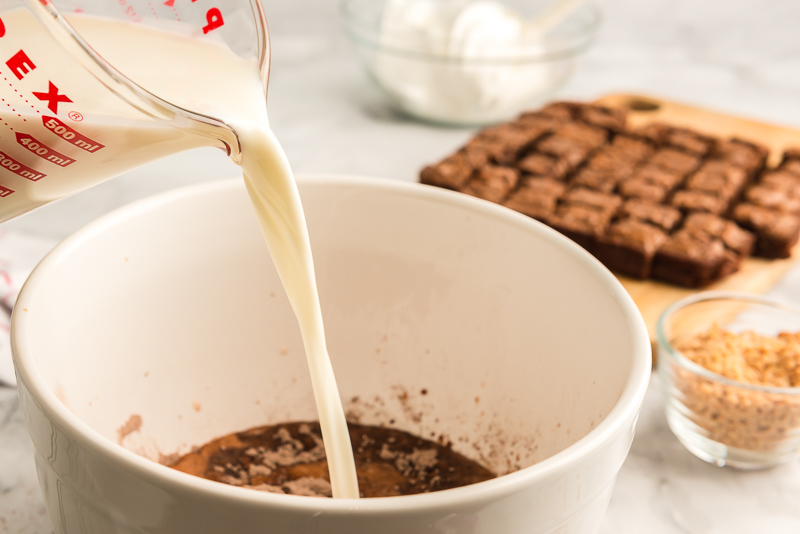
top-left (0, 151), bottom-right (45, 182)
top-left (42, 116), bottom-right (104, 153)
top-left (16, 133), bottom-right (76, 166)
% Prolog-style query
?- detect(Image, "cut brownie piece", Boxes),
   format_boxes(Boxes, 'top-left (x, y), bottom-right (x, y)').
top-left (542, 122), bottom-right (608, 151)
top-left (502, 178), bottom-right (565, 221)
top-left (461, 165), bottom-right (520, 204)
top-left (538, 101), bottom-right (579, 121)
top-left (758, 169), bottom-right (800, 192)
top-left (594, 218), bottom-right (668, 279)
top-left (584, 146), bottom-right (639, 175)
top-left (517, 152), bottom-right (570, 180)
top-left (571, 167), bottom-right (619, 193)
top-left (548, 204), bottom-right (612, 250)
top-left (629, 163), bottom-right (684, 190)
top-left (577, 104), bottom-right (627, 132)
top-left (686, 161), bottom-right (748, 198)
top-left (617, 178), bottom-right (669, 202)
top-left (733, 203), bottom-right (800, 259)
top-left (671, 190), bottom-right (728, 215)
top-left (682, 212), bottom-right (755, 257)
top-left (650, 147), bottom-right (701, 176)
top-left (420, 152), bottom-right (475, 190)
top-left (664, 127), bottom-right (715, 156)
top-left (619, 199), bottom-right (682, 231)
top-left (611, 135), bottom-right (654, 163)
top-left (630, 122), bottom-right (670, 145)
top-left (744, 185), bottom-right (800, 214)
top-left (562, 187), bottom-right (623, 217)
top-left (713, 138), bottom-right (768, 176)
top-left (651, 228), bottom-right (728, 288)
top-left (536, 135), bottom-right (593, 170)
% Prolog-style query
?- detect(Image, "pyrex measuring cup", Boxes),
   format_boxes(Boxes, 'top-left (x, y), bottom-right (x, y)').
top-left (0, 0), bottom-right (269, 222)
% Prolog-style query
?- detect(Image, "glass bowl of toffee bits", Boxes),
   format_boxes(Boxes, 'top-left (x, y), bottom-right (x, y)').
top-left (658, 292), bottom-right (800, 469)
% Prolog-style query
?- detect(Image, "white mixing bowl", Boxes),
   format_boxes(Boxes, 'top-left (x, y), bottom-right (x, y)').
top-left (12, 176), bottom-right (650, 534)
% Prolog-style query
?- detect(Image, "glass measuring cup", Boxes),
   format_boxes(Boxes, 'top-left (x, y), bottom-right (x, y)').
top-left (0, 0), bottom-right (269, 222)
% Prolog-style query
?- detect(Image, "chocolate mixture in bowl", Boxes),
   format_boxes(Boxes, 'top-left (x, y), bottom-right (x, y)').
top-left (170, 422), bottom-right (496, 498)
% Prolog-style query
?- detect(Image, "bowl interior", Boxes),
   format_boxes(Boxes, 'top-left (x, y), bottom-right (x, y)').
top-left (17, 177), bottom-right (641, 476)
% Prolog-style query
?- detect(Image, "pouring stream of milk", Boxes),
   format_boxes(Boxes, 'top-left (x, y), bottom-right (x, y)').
top-left (60, 14), bottom-right (361, 498)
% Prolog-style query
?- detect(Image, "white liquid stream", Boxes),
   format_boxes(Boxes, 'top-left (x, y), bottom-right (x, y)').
top-left (3, 11), bottom-right (360, 497)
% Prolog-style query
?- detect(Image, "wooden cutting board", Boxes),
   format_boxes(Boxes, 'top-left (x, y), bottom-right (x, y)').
top-left (593, 94), bottom-right (800, 344)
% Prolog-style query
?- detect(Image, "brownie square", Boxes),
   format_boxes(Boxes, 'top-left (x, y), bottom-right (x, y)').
top-left (759, 170), bottom-right (800, 192)
top-left (682, 212), bottom-right (755, 257)
top-left (502, 178), bottom-right (565, 221)
top-left (611, 135), bottom-right (654, 163)
top-left (536, 135), bottom-right (592, 169)
top-left (744, 185), bottom-right (800, 214)
top-left (651, 228), bottom-right (728, 287)
top-left (630, 163), bottom-right (684, 190)
top-left (671, 190), bottom-right (728, 215)
top-left (465, 138), bottom-right (513, 165)
top-left (732, 203), bottom-right (800, 259)
top-left (684, 168), bottom-right (743, 200)
top-left (461, 165), bottom-right (520, 204)
top-left (517, 152), bottom-right (569, 180)
top-left (664, 127), bottom-right (715, 156)
top-left (420, 153), bottom-right (474, 190)
top-left (594, 218), bottom-right (668, 279)
top-left (713, 138), bottom-right (768, 175)
top-left (585, 146), bottom-right (639, 176)
top-left (689, 161), bottom-right (748, 193)
top-left (650, 148), bottom-right (701, 176)
top-left (549, 122), bottom-right (608, 150)
top-left (577, 104), bottom-right (627, 132)
top-left (571, 167), bottom-right (619, 193)
top-left (472, 127), bottom-right (535, 162)
top-left (617, 178), bottom-right (669, 202)
top-left (562, 187), bottom-right (623, 216)
top-left (538, 102), bottom-right (579, 121)
top-left (548, 204), bottom-right (612, 250)
top-left (620, 199), bottom-right (683, 231)
top-left (630, 123), bottom-right (670, 145)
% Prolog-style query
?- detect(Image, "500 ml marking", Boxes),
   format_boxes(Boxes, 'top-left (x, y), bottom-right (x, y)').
top-left (0, 151), bottom-right (45, 182)
top-left (16, 133), bottom-right (76, 166)
top-left (43, 116), bottom-right (104, 153)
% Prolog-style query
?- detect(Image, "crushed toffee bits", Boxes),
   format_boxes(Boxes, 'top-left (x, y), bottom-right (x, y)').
top-left (672, 326), bottom-right (800, 451)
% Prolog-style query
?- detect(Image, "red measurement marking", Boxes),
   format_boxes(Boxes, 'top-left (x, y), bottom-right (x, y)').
top-left (42, 116), bottom-right (104, 153)
top-left (33, 82), bottom-right (72, 114)
top-left (0, 184), bottom-right (13, 198)
top-left (202, 8), bottom-right (224, 34)
top-left (163, 0), bottom-right (174, 5)
top-left (16, 133), bottom-right (76, 167)
top-left (68, 111), bottom-right (83, 122)
top-left (0, 17), bottom-right (6, 38)
top-left (6, 50), bottom-right (37, 80)
top-left (0, 151), bottom-right (45, 182)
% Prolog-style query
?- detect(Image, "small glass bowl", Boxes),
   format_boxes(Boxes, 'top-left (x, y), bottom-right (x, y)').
top-left (341, 0), bottom-right (602, 126)
top-left (657, 292), bottom-right (800, 469)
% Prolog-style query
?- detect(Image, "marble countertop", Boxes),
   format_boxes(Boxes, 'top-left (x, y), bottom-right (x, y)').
top-left (3, 0), bottom-right (800, 532)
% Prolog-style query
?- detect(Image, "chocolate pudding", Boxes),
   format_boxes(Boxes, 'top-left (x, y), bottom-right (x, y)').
top-left (171, 422), bottom-right (495, 498)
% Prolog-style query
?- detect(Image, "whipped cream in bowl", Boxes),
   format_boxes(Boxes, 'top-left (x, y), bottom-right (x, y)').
top-left (342, 0), bottom-right (601, 125)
